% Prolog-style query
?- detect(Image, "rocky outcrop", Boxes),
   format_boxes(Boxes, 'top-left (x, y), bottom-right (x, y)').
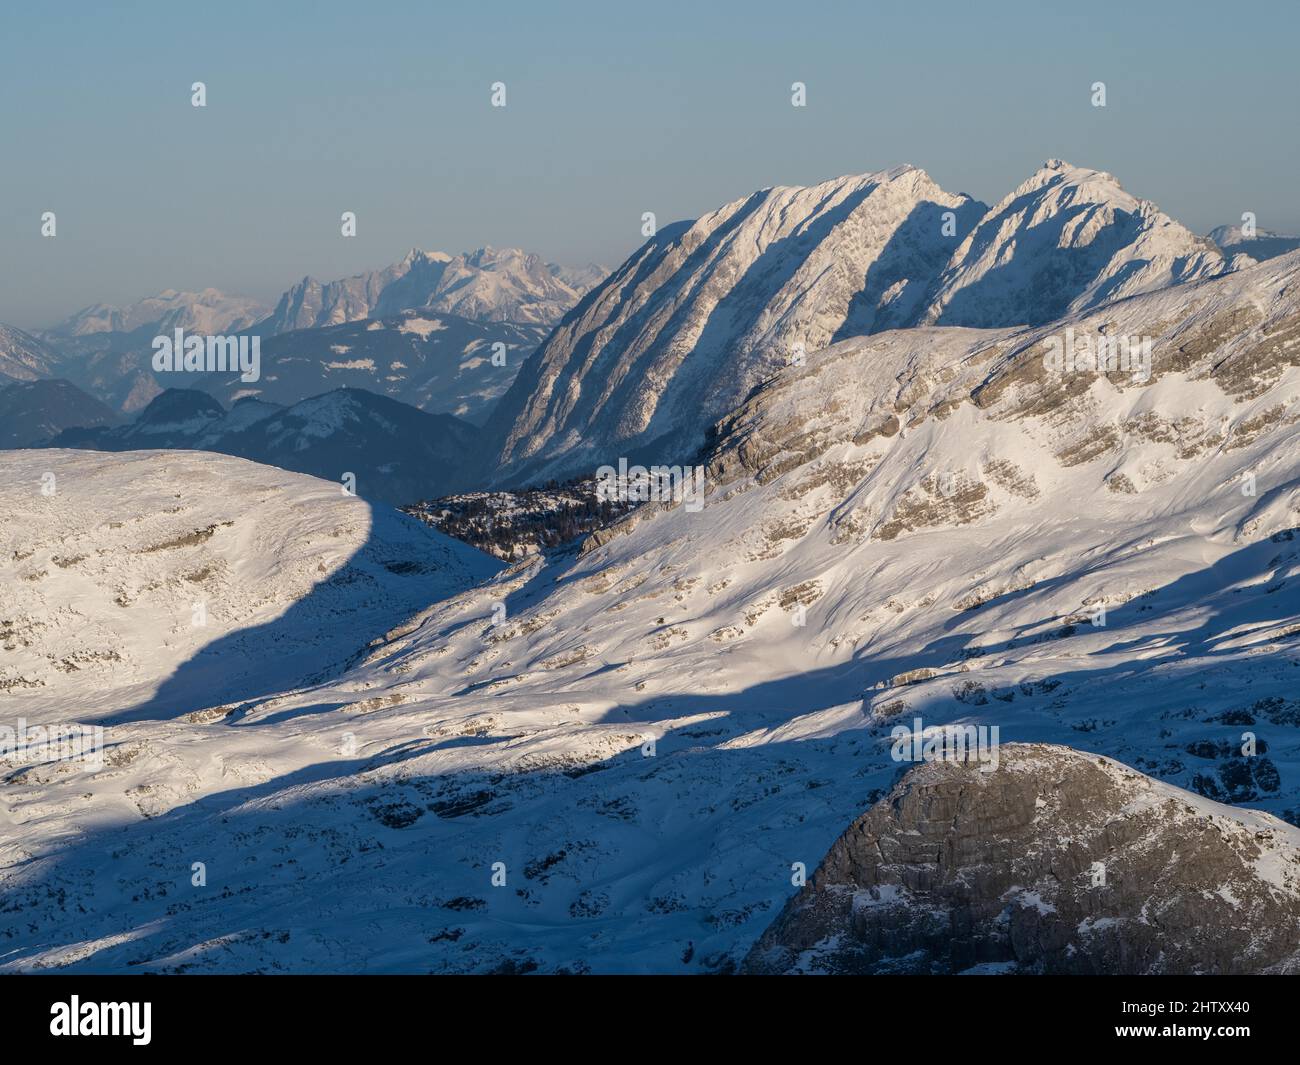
top-left (743, 744), bottom-right (1300, 974)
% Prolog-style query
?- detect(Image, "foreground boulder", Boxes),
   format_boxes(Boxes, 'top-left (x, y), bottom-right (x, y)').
top-left (743, 744), bottom-right (1300, 974)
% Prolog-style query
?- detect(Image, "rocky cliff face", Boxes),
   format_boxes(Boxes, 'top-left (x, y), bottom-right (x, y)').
top-left (743, 744), bottom-right (1300, 975)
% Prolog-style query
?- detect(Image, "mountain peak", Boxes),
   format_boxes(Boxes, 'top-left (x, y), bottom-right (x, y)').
top-left (488, 165), bottom-right (986, 481)
top-left (915, 159), bottom-right (1235, 329)
top-left (260, 245), bottom-right (596, 335)
top-left (400, 247), bottom-right (452, 266)
top-left (1019, 158), bottom-right (1131, 203)
top-left (49, 288), bottom-right (269, 338)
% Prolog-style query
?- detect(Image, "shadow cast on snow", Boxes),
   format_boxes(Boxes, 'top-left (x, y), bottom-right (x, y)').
top-left (10, 508), bottom-right (1298, 971)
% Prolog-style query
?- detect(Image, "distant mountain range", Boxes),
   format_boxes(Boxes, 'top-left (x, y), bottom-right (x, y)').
top-left (19, 247), bottom-right (607, 416)
top-left (48, 287), bottom-right (270, 339)
top-left (1210, 222), bottom-right (1300, 263)
top-left (0, 378), bottom-right (121, 448)
top-left (197, 310), bottom-right (550, 424)
top-left (258, 246), bottom-right (602, 333)
top-left (48, 386), bottom-right (479, 504)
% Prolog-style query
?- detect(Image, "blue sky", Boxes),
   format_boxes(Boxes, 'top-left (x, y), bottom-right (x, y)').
top-left (3, 0), bottom-right (1297, 328)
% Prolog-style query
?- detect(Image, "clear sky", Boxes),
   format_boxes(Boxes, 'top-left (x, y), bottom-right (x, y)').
top-left (3, 0), bottom-right (1297, 329)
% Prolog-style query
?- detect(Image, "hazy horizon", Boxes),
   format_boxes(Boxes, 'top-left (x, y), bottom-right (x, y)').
top-left (4, 0), bottom-right (1298, 330)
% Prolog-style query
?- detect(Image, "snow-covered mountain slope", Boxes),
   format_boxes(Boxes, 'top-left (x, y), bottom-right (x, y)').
top-left (49, 289), bottom-right (268, 339)
top-left (0, 379), bottom-right (121, 448)
top-left (1210, 222), bottom-right (1300, 264)
top-left (485, 161), bottom-right (1255, 487)
top-left (260, 247), bottom-right (598, 335)
top-left (5, 251), bottom-right (1300, 974)
top-left (200, 310), bottom-right (548, 424)
top-left (486, 166), bottom-right (985, 485)
top-left (47, 387), bottom-right (482, 505)
top-left (743, 744), bottom-right (1300, 974)
top-left (0, 324), bottom-right (63, 383)
top-left (0, 450), bottom-right (500, 724)
top-left (914, 160), bottom-right (1246, 329)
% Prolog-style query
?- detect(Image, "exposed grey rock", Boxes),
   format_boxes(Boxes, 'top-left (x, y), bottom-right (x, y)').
top-left (743, 743), bottom-right (1300, 974)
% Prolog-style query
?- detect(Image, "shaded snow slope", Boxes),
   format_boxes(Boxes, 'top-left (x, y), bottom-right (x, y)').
top-left (46, 387), bottom-right (483, 505)
top-left (0, 450), bottom-right (500, 724)
top-left (0, 379), bottom-right (121, 448)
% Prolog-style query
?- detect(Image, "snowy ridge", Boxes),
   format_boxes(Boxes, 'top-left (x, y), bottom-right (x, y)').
top-left (487, 166), bottom-right (984, 483)
top-left (487, 160), bottom-right (1252, 486)
top-left (916, 160), bottom-right (1246, 328)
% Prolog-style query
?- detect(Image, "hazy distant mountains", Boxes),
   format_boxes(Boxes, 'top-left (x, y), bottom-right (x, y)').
top-left (1210, 222), bottom-right (1300, 263)
top-left (50, 387), bottom-right (478, 504)
top-left (7, 245), bottom-right (608, 498)
top-left (200, 310), bottom-right (550, 424)
top-left (259, 246), bottom-right (602, 333)
top-left (25, 247), bottom-right (607, 415)
top-left (0, 378), bottom-right (121, 448)
top-left (50, 287), bottom-right (270, 339)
